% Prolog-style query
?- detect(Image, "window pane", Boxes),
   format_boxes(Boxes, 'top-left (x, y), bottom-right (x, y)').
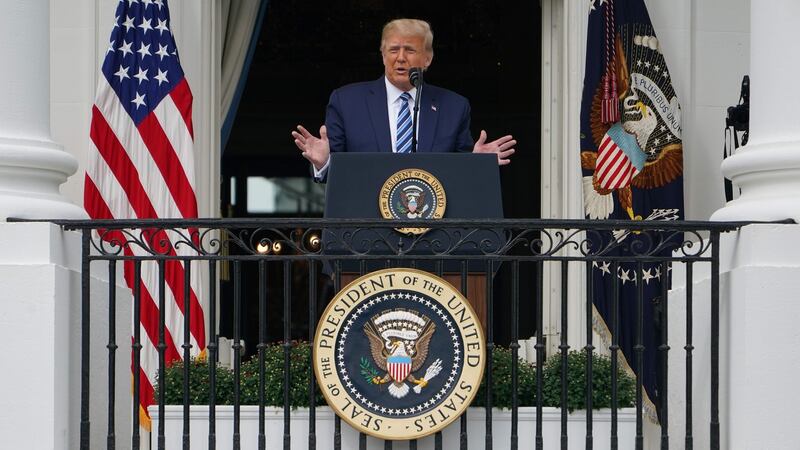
top-left (246, 176), bottom-right (325, 214)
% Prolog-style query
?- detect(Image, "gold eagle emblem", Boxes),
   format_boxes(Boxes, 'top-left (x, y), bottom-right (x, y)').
top-left (363, 309), bottom-right (442, 399)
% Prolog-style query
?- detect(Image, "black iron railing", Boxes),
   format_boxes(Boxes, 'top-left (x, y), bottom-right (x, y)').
top-left (51, 218), bottom-right (739, 450)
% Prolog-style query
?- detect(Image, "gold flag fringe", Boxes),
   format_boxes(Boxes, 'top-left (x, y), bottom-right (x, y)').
top-left (591, 305), bottom-right (660, 424)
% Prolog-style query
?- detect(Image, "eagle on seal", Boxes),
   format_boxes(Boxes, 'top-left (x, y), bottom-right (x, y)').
top-left (364, 309), bottom-right (437, 399)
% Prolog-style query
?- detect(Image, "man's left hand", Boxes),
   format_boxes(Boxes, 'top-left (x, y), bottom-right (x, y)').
top-left (472, 130), bottom-right (516, 166)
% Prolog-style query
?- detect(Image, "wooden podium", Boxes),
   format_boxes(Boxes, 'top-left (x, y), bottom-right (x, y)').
top-left (323, 153), bottom-right (503, 330)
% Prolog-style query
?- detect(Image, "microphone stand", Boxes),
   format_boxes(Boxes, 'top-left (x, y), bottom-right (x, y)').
top-left (412, 84), bottom-right (422, 153)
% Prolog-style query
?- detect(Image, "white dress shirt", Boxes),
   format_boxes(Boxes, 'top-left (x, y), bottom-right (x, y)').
top-left (385, 77), bottom-right (418, 153)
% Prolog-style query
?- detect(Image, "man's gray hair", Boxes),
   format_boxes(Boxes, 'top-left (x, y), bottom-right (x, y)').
top-left (380, 19), bottom-right (434, 54)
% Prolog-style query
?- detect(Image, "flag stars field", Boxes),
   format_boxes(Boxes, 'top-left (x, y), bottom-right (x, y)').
top-left (103, 1), bottom-right (182, 124)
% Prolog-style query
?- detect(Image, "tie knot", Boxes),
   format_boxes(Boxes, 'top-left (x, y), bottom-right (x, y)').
top-left (400, 92), bottom-right (412, 102)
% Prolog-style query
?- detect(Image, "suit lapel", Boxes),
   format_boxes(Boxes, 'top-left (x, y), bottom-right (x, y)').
top-left (366, 78), bottom-right (392, 152)
top-left (418, 87), bottom-right (439, 152)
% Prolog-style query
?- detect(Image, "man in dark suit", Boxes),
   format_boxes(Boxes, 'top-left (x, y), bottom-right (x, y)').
top-left (292, 18), bottom-right (515, 178)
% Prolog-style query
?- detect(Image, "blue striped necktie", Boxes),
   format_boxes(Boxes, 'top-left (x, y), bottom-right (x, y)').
top-left (396, 92), bottom-right (413, 153)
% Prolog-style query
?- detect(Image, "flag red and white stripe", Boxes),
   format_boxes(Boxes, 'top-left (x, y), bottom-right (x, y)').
top-left (595, 133), bottom-right (638, 190)
top-left (387, 357), bottom-right (412, 382)
top-left (84, 0), bottom-right (206, 430)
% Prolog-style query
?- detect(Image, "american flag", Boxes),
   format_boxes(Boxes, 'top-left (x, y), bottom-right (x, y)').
top-left (84, 0), bottom-right (206, 430)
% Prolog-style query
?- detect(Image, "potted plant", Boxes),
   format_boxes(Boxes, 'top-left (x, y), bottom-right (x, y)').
top-left (150, 343), bottom-right (637, 449)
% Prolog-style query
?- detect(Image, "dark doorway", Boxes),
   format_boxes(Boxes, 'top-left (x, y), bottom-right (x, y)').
top-left (221, 0), bottom-right (542, 354)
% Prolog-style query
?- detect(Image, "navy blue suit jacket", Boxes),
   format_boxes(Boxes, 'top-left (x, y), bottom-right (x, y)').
top-left (325, 77), bottom-right (474, 154)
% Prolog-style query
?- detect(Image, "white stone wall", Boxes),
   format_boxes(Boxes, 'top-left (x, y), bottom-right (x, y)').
top-left (669, 224), bottom-right (800, 449)
top-left (0, 223), bottom-right (132, 450)
top-left (646, 0), bottom-right (751, 220)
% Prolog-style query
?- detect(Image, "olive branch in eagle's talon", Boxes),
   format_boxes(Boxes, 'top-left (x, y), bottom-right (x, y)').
top-left (360, 357), bottom-right (384, 384)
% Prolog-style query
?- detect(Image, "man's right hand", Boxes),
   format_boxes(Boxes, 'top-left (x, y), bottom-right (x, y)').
top-left (292, 125), bottom-right (330, 171)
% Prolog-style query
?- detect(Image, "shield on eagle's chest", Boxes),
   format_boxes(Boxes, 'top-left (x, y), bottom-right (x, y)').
top-left (595, 123), bottom-right (646, 190)
top-left (387, 354), bottom-right (412, 382)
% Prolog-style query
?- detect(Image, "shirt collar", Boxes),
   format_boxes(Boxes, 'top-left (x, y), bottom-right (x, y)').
top-left (384, 76), bottom-right (417, 102)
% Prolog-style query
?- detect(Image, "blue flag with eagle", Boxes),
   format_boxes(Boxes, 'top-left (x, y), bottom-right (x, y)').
top-left (580, 0), bottom-right (683, 422)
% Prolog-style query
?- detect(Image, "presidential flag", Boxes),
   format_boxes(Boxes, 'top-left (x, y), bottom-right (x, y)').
top-left (580, 0), bottom-right (684, 421)
top-left (84, 0), bottom-right (206, 430)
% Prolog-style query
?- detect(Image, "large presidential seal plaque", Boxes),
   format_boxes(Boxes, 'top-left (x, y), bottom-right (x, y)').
top-left (314, 268), bottom-right (485, 440)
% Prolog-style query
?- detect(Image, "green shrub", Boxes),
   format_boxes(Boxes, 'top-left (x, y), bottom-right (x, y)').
top-left (472, 347), bottom-right (635, 411)
top-left (158, 343), bottom-right (634, 411)
top-left (473, 346), bottom-right (538, 407)
top-left (159, 358), bottom-right (235, 406)
top-left (542, 350), bottom-right (636, 411)
top-left (157, 341), bottom-right (323, 408)
top-left (239, 341), bottom-right (325, 407)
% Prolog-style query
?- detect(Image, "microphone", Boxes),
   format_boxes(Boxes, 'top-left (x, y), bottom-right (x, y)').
top-left (409, 68), bottom-right (424, 153)
top-left (409, 67), bottom-right (424, 88)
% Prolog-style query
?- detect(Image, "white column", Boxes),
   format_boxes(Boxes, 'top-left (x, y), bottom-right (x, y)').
top-left (711, 0), bottom-right (800, 221)
top-left (722, 224), bottom-right (800, 449)
top-left (707, 4), bottom-right (800, 449)
top-left (0, 0), bottom-right (85, 219)
top-left (0, 1), bottom-right (89, 449)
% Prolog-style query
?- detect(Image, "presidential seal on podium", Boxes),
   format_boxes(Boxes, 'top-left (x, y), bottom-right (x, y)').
top-left (379, 169), bottom-right (446, 235)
